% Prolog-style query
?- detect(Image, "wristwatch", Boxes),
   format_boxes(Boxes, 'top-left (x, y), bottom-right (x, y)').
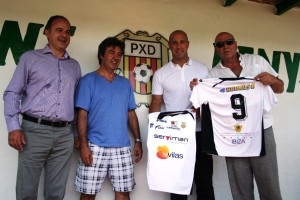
top-left (135, 138), bottom-right (142, 143)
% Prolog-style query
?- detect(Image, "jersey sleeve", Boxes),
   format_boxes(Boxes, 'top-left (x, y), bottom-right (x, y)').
top-left (263, 85), bottom-right (278, 112)
top-left (190, 84), bottom-right (206, 109)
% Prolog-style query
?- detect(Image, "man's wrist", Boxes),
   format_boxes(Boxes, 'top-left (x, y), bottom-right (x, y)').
top-left (135, 138), bottom-right (142, 143)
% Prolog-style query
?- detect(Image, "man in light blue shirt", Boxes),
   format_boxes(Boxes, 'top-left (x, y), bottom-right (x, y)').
top-left (74, 37), bottom-right (142, 200)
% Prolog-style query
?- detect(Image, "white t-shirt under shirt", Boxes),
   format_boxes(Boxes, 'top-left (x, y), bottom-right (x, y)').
top-left (151, 59), bottom-right (209, 131)
top-left (190, 78), bottom-right (278, 157)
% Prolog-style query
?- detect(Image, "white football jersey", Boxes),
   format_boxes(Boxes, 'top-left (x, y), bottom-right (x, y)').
top-left (147, 111), bottom-right (196, 194)
top-left (190, 78), bottom-right (278, 157)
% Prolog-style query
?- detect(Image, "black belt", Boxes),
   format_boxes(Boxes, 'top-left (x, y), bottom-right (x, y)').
top-left (23, 114), bottom-right (71, 128)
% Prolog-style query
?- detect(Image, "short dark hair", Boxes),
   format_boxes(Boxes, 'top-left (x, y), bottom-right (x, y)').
top-left (43, 15), bottom-right (70, 35)
top-left (98, 37), bottom-right (125, 65)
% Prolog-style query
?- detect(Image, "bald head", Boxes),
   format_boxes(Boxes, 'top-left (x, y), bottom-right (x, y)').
top-left (215, 32), bottom-right (235, 43)
top-left (169, 30), bottom-right (188, 41)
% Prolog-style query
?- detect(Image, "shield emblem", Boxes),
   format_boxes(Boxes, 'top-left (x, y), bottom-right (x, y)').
top-left (115, 30), bottom-right (169, 107)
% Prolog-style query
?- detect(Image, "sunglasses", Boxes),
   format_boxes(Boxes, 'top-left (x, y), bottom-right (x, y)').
top-left (213, 39), bottom-right (235, 48)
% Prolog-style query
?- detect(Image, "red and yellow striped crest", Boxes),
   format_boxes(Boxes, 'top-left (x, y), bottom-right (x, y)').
top-left (115, 30), bottom-right (170, 107)
top-left (116, 30), bottom-right (169, 95)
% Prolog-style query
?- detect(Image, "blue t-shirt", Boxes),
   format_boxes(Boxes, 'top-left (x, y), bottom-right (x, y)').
top-left (75, 71), bottom-right (136, 147)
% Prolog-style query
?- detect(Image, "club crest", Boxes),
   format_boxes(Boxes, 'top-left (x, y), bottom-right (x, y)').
top-left (115, 30), bottom-right (169, 107)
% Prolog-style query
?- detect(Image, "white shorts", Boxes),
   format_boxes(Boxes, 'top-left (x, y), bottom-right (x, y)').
top-left (74, 142), bottom-right (135, 194)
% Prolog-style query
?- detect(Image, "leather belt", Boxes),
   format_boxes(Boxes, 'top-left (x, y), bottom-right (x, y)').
top-left (23, 114), bottom-right (71, 128)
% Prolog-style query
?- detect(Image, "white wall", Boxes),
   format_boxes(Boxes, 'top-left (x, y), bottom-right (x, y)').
top-left (0, 0), bottom-right (299, 199)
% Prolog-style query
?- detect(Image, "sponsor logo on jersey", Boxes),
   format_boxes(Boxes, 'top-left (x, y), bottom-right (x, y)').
top-left (181, 122), bottom-right (186, 128)
top-left (156, 119), bottom-right (167, 123)
top-left (156, 145), bottom-right (183, 159)
top-left (234, 124), bottom-right (243, 132)
top-left (220, 83), bottom-right (255, 93)
top-left (155, 125), bottom-right (165, 129)
top-left (165, 121), bottom-right (180, 130)
top-left (166, 126), bottom-right (181, 131)
top-left (154, 134), bottom-right (189, 143)
top-left (232, 138), bottom-right (246, 144)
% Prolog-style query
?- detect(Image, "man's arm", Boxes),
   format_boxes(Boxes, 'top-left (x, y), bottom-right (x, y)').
top-left (128, 109), bottom-right (143, 163)
top-left (149, 95), bottom-right (163, 113)
top-left (4, 55), bottom-right (29, 151)
top-left (72, 110), bottom-right (80, 148)
top-left (254, 72), bottom-right (284, 93)
top-left (77, 108), bottom-right (93, 166)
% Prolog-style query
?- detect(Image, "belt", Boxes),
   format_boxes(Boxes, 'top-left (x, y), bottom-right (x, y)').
top-left (23, 114), bottom-right (71, 128)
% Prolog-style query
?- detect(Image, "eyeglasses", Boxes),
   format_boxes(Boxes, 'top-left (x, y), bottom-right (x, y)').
top-left (213, 39), bottom-right (235, 48)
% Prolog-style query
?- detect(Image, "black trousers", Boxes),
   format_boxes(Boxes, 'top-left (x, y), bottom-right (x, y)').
top-left (171, 132), bottom-right (215, 200)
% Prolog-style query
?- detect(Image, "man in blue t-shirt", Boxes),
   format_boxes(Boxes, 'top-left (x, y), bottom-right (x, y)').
top-left (74, 37), bottom-right (143, 200)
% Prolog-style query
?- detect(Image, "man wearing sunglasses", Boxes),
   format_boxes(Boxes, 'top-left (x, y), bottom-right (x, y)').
top-left (191, 32), bottom-right (283, 200)
top-left (150, 30), bottom-right (215, 200)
